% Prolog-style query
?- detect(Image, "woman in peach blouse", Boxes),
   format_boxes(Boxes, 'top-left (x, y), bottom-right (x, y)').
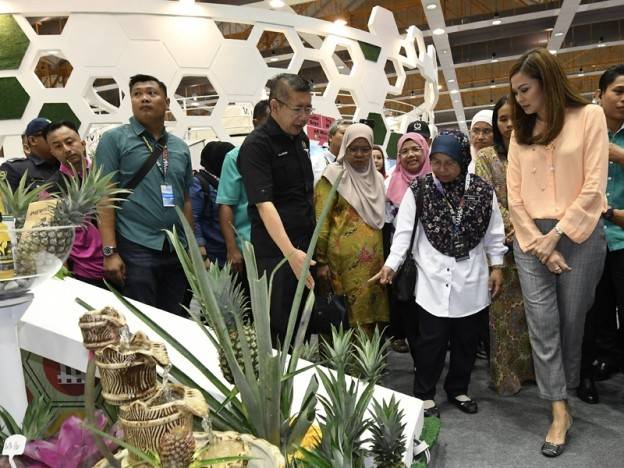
top-left (507, 48), bottom-right (608, 457)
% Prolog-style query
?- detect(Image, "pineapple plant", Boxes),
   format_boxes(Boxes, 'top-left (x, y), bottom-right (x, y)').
top-left (0, 168), bottom-right (126, 275)
top-left (158, 426), bottom-right (196, 468)
top-left (200, 263), bottom-right (259, 385)
top-left (370, 395), bottom-right (407, 468)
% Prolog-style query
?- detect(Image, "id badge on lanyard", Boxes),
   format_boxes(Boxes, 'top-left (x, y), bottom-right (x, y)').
top-left (143, 137), bottom-right (174, 207)
top-left (435, 174), bottom-right (471, 261)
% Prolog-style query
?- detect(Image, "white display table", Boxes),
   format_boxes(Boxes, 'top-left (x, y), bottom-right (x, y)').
top-left (17, 278), bottom-right (423, 464)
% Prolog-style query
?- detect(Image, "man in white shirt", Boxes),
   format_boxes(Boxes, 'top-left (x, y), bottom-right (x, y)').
top-left (310, 119), bottom-right (351, 185)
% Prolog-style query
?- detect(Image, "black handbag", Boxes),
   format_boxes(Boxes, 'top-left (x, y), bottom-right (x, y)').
top-left (394, 178), bottom-right (424, 302)
top-left (308, 281), bottom-right (349, 335)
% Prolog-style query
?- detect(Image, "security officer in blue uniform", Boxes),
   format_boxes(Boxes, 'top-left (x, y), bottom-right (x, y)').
top-left (0, 118), bottom-right (60, 191)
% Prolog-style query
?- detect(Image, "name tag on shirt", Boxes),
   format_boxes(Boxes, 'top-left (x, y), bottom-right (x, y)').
top-left (161, 184), bottom-right (175, 207)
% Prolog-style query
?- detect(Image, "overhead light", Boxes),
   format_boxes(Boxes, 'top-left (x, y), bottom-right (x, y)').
top-left (270, 57), bottom-right (278, 62)
top-left (426, 3), bottom-right (438, 10)
top-left (578, 67), bottom-right (585, 77)
top-left (549, 49), bottom-right (557, 55)
top-left (450, 89), bottom-right (459, 95)
top-left (334, 18), bottom-right (347, 27)
top-left (490, 80), bottom-right (496, 89)
top-left (269, 0), bottom-right (285, 7)
top-left (554, 32), bottom-right (564, 37)
top-left (338, 65), bottom-right (345, 69)
top-left (491, 52), bottom-right (498, 63)
top-left (437, 84), bottom-right (443, 90)
top-left (448, 78), bottom-right (455, 83)
top-left (453, 99), bottom-right (460, 104)
top-left (47, 49), bottom-right (61, 55)
top-left (433, 28), bottom-right (445, 36)
top-left (492, 11), bottom-right (501, 26)
top-left (598, 36), bottom-right (605, 47)
top-left (441, 49), bottom-right (448, 54)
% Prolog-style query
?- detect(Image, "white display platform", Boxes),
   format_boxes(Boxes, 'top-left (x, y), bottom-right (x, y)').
top-left (18, 277), bottom-right (423, 465)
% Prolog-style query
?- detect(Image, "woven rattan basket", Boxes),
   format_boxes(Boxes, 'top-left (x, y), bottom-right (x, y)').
top-left (95, 331), bottom-right (170, 405)
top-left (119, 384), bottom-right (208, 456)
top-left (78, 306), bottom-right (127, 351)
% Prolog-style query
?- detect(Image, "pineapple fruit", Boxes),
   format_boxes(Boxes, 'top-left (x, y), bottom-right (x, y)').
top-left (158, 425), bottom-right (196, 468)
top-left (218, 324), bottom-right (259, 385)
top-left (203, 263), bottom-right (259, 385)
top-left (370, 396), bottom-right (407, 468)
top-left (0, 169), bottom-right (124, 276)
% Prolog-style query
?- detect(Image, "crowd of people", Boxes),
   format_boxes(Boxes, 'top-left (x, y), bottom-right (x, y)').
top-left (2, 47), bottom-right (623, 459)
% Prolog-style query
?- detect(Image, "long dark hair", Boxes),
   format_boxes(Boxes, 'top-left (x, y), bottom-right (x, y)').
top-left (492, 95), bottom-right (510, 156)
top-left (508, 48), bottom-right (587, 145)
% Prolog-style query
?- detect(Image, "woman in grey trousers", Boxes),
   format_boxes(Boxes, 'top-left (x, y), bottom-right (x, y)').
top-left (507, 48), bottom-right (609, 457)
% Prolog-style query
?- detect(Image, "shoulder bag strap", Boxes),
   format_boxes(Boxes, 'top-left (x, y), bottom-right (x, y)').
top-left (406, 176), bottom-right (424, 253)
top-left (118, 140), bottom-right (165, 199)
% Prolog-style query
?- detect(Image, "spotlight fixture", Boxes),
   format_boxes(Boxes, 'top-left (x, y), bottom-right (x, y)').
top-left (269, 0), bottom-right (285, 7)
top-left (426, 3), bottom-right (438, 10)
top-left (448, 78), bottom-right (455, 83)
top-left (490, 79), bottom-right (496, 89)
top-left (578, 67), bottom-right (585, 77)
top-left (492, 12), bottom-right (502, 26)
top-left (334, 18), bottom-right (347, 27)
top-left (491, 52), bottom-right (498, 63)
top-left (554, 32), bottom-right (564, 37)
top-left (597, 36), bottom-right (605, 48)
top-left (549, 49), bottom-right (557, 55)
top-left (433, 28), bottom-right (446, 36)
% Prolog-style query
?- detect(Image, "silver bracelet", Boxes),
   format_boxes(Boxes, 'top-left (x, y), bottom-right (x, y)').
top-left (553, 225), bottom-right (563, 237)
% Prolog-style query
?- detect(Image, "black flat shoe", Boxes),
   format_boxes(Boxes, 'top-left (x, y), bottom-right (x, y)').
top-left (541, 441), bottom-right (565, 457)
top-left (541, 417), bottom-right (573, 458)
top-left (577, 377), bottom-right (599, 404)
top-left (448, 395), bottom-right (478, 414)
top-left (424, 405), bottom-right (440, 418)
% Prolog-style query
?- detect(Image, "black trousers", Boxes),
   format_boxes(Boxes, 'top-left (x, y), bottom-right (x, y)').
top-left (384, 222), bottom-right (410, 340)
top-left (581, 248), bottom-right (624, 377)
top-left (256, 256), bottom-right (310, 346)
top-left (117, 235), bottom-right (189, 316)
top-left (406, 304), bottom-right (485, 400)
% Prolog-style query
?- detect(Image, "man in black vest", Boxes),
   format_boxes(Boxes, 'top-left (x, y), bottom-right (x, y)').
top-left (238, 73), bottom-right (315, 343)
top-left (0, 118), bottom-right (59, 190)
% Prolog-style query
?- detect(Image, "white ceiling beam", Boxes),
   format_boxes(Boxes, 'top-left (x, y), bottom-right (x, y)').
top-left (421, 0), bottom-right (468, 131)
top-left (547, 0), bottom-right (582, 52)
top-left (420, 0), bottom-right (622, 37)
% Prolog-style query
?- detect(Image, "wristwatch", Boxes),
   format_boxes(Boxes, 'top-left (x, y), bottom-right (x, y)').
top-left (102, 246), bottom-right (118, 257)
top-left (603, 207), bottom-right (615, 221)
top-left (553, 225), bottom-right (564, 237)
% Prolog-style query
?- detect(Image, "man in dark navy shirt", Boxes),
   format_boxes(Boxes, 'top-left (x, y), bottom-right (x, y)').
top-left (0, 118), bottom-right (60, 191)
top-left (238, 73), bottom-right (315, 343)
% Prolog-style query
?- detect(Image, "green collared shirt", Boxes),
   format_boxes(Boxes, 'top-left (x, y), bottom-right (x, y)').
top-left (94, 117), bottom-right (193, 250)
top-left (604, 123), bottom-right (624, 251)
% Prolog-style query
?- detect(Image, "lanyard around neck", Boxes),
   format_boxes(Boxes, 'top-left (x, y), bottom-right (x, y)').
top-left (141, 135), bottom-right (169, 179)
top-left (433, 173), bottom-right (471, 228)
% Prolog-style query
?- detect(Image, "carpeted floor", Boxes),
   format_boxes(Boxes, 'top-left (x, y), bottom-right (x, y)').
top-left (382, 349), bottom-right (624, 468)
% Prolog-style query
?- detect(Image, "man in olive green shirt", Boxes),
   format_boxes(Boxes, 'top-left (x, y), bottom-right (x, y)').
top-left (95, 74), bottom-right (194, 315)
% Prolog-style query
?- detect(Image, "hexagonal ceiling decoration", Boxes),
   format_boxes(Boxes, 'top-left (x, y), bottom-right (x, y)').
top-left (0, 77), bottom-right (30, 120)
top-left (0, 15), bottom-right (30, 70)
top-left (38, 103), bottom-right (81, 129)
top-left (0, 4), bottom-right (437, 156)
top-left (35, 53), bottom-right (73, 88)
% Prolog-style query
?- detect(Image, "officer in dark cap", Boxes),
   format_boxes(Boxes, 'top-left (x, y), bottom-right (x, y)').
top-left (0, 118), bottom-right (60, 191)
top-left (406, 120), bottom-right (433, 146)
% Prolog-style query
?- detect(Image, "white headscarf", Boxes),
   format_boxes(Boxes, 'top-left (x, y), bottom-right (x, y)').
top-left (322, 123), bottom-right (386, 229)
top-left (470, 109), bottom-right (493, 130)
top-left (470, 109), bottom-right (494, 161)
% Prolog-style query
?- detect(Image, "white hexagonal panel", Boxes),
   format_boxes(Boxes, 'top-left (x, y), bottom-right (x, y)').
top-left (117, 41), bottom-right (178, 90)
top-left (62, 14), bottom-right (127, 67)
top-left (210, 40), bottom-right (268, 97)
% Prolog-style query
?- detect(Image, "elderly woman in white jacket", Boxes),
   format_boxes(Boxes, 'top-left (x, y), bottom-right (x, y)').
top-left (370, 130), bottom-right (507, 418)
